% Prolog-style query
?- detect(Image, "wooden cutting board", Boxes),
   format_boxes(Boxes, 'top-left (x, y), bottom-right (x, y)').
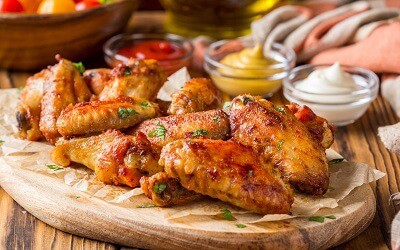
top-left (0, 157), bottom-right (376, 250)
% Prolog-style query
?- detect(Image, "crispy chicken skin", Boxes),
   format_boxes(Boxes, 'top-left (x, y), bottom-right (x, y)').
top-left (99, 59), bottom-right (167, 101)
top-left (51, 130), bottom-right (161, 187)
top-left (16, 69), bottom-right (47, 141)
top-left (39, 57), bottom-right (92, 144)
top-left (160, 139), bottom-right (294, 214)
top-left (168, 78), bottom-right (222, 115)
top-left (140, 172), bottom-right (202, 207)
top-left (56, 96), bottom-right (160, 137)
top-left (229, 95), bottom-right (329, 195)
top-left (128, 109), bottom-right (230, 153)
top-left (286, 103), bottom-right (334, 149)
top-left (83, 68), bottom-right (112, 95)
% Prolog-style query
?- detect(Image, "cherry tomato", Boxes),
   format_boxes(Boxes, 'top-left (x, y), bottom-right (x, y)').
top-left (37, 0), bottom-right (75, 14)
top-left (75, 0), bottom-right (101, 11)
top-left (0, 0), bottom-right (24, 12)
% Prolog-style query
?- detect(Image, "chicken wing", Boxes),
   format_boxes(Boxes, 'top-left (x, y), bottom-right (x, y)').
top-left (99, 59), bottom-right (167, 101)
top-left (83, 68), bottom-right (112, 95)
top-left (140, 172), bottom-right (202, 207)
top-left (286, 103), bottom-right (334, 149)
top-left (56, 96), bottom-right (160, 137)
top-left (160, 139), bottom-right (294, 214)
top-left (128, 109), bottom-right (230, 153)
top-left (16, 69), bottom-right (47, 141)
top-left (39, 57), bottom-right (92, 144)
top-left (229, 95), bottom-right (329, 195)
top-left (51, 130), bottom-right (161, 187)
top-left (168, 78), bottom-right (222, 115)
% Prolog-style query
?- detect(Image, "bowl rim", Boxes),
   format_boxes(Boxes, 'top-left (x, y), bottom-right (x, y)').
top-left (0, 0), bottom-right (135, 19)
top-left (103, 33), bottom-right (194, 64)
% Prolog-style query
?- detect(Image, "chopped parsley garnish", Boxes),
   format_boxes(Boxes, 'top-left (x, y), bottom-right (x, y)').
top-left (212, 116), bottom-right (220, 123)
top-left (193, 129), bottom-right (208, 138)
top-left (72, 62), bottom-right (85, 74)
top-left (0, 140), bottom-right (4, 144)
top-left (248, 170), bottom-right (254, 177)
top-left (277, 139), bottom-right (284, 151)
top-left (17, 86), bottom-right (25, 93)
top-left (220, 209), bottom-right (236, 221)
top-left (46, 164), bottom-right (63, 171)
top-left (148, 124), bottom-right (167, 140)
top-left (223, 101), bottom-right (232, 109)
top-left (242, 96), bottom-right (252, 105)
top-left (309, 216), bottom-right (324, 223)
top-left (236, 224), bottom-right (247, 228)
top-left (140, 101), bottom-right (149, 107)
top-left (152, 183), bottom-right (167, 194)
top-left (124, 70), bottom-right (131, 76)
top-left (329, 158), bottom-right (344, 164)
top-left (117, 107), bottom-right (138, 119)
top-left (328, 186), bottom-right (335, 191)
top-left (137, 204), bottom-right (156, 208)
top-left (325, 215), bottom-right (336, 219)
top-left (70, 195), bottom-right (80, 199)
top-left (274, 106), bottom-right (286, 113)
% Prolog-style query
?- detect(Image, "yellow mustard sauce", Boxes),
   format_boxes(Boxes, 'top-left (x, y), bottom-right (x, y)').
top-left (211, 44), bottom-right (283, 97)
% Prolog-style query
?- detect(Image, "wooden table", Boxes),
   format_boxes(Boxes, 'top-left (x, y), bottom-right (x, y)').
top-left (0, 11), bottom-right (397, 249)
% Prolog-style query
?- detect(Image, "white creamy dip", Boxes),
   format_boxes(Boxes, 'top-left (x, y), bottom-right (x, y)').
top-left (295, 62), bottom-right (361, 95)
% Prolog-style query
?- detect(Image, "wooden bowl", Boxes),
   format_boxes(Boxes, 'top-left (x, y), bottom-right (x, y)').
top-left (0, 0), bottom-right (140, 71)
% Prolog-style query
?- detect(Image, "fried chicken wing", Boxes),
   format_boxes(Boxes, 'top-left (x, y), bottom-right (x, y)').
top-left (83, 68), bottom-right (112, 95)
top-left (168, 78), bottom-right (222, 115)
top-left (160, 139), bottom-right (294, 214)
top-left (39, 57), bottom-right (92, 144)
top-left (128, 109), bottom-right (230, 153)
top-left (56, 96), bottom-right (160, 137)
top-left (140, 172), bottom-right (202, 207)
top-left (99, 59), bottom-right (167, 101)
top-left (16, 69), bottom-right (47, 141)
top-left (286, 103), bottom-right (334, 149)
top-left (51, 130), bottom-right (161, 187)
top-left (229, 95), bottom-right (329, 195)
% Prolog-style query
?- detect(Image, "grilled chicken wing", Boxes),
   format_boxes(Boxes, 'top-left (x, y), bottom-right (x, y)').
top-left (99, 59), bottom-right (167, 101)
top-left (39, 57), bottom-right (92, 144)
top-left (140, 172), bottom-right (202, 207)
top-left (229, 95), bottom-right (329, 195)
top-left (57, 96), bottom-right (160, 137)
top-left (128, 109), bottom-right (230, 153)
top-left (83, 68), bottom-right (112, 95)
top-left (286, 103), bottom-right (334, 149)
top-left (16, 69), bottom-right (48, 141)
top-left (160, 139), bottom-right (294, 214)
top-left (51, 130), bottom-right (161, 187)
top-left (168, 78), bottom-right (222, 115)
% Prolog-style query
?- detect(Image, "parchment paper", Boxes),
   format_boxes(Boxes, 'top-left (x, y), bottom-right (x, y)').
top-left (0, 88), bottom-right (385, 225)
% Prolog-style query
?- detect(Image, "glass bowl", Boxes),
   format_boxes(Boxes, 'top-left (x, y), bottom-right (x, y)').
top-left (103, 33), bottom-right (193, 75)
top-left (283, 64), bottom-right (379, 126)
top-left (204, 39), bottom-right (296, 97)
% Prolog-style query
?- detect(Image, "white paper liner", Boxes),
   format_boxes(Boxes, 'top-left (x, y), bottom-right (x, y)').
top-left (0, 88), bottom-right (385, 225)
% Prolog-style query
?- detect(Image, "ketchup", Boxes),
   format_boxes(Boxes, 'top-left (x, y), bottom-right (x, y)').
top-left (117, 40), bottom-right (186, 61)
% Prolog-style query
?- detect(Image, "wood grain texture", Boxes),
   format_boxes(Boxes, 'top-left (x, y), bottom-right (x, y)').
top-left (0, 11), bottom-right (396, 250)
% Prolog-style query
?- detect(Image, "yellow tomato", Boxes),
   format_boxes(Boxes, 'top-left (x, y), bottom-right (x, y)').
top-left (37, 0), bottom-right (75, 14)
top-left (18, 0), bottom-right (42, 13)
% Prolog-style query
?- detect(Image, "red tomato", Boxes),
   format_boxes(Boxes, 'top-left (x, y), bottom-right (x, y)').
top-left (0, 0), bottom-right (24, 12)
top-left (75, 0), bottom-right (101, 11)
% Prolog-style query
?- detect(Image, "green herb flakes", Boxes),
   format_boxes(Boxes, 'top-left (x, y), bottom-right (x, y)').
top-left (212, 116), bottom-right (220, 123)
top-left (117, 107), bottom-right (138, 119)
top-left (148, 124), bottom-right (167, 140)
top-left (17, 86), bottom-right (25, 93)
top-left (329, 158), bottom-right (344, 164)
top-left (325, 215), bottom-right (336, 219)
top-left (236, 224), bottom-right (246, 228)
top-left (124, 70), bottom-right (131, 76)
top-left (242, 96), bottom-right (252, 105)
top-left (137, 204), bottom-right (156, 208)
top-left (277, 139), bottom-right (284, 151)
top-left (248, 170), bottom-right (254, 177)
top-left (193, 129), bottom-right (208, 138)
top-left (140, 101), bottom-right (149, 107)
top-left (328, 186), bottom-right (335, 191)
top-left (72, 62), bottom-right (85, 74)
top-left (274, 106), bottom-right (286, 113)
top-left (46, 164), bottom-right (63, 171)
top-left (309, 216), bottom-right (324, 223)
top-left (220, 209), bottom-right (236, 221)
top-left (0, 140), bottom-right (4, 144)
top-left (153, 183), bottom-right (167, 194)
top-left (70, 195), bottom-right (80, 199)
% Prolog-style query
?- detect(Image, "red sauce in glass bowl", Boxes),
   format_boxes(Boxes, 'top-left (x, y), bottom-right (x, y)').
top-left (117, 40), bottom-right (186, 62)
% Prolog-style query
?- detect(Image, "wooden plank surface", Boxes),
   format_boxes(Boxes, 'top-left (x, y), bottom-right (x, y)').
top-left (0, 11), bottom-right (397, 249)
